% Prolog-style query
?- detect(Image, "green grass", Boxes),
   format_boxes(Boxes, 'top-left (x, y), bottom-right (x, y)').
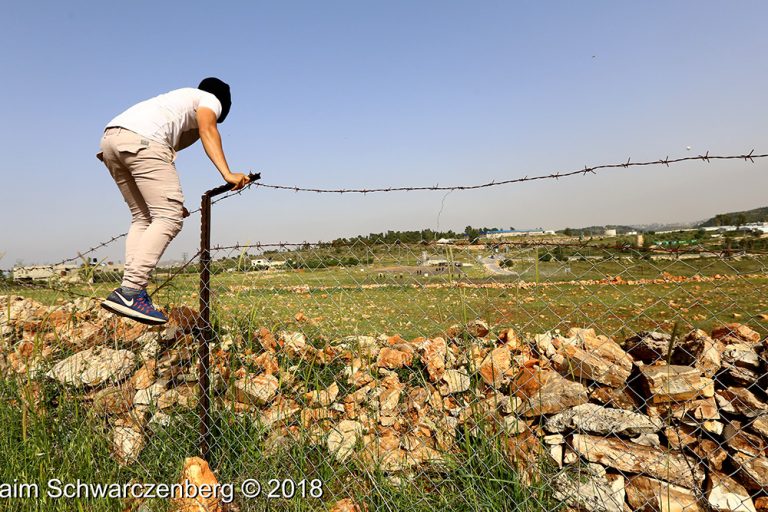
top-left (2, 246), bottom-right (767, 511)
top-left (5, 249), bottom-right (768, 341)
top-left (0, 378), bottom-right (558, 512)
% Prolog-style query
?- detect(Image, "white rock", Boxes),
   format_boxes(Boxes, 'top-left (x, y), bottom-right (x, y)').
top-left (327, 420), bottom-right (363, 462)
top-left (113, 426), bottom-right (145, 465)
top-left (708, 471), bottom-right (756, 512)
top-left (440, 369), bottom-right (470, 395)
top-left (47, 346), bottom-right (136, 387)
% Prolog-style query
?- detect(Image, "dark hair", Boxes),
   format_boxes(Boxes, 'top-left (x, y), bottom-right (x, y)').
top-left (198, 77), bottom-right (231, 123)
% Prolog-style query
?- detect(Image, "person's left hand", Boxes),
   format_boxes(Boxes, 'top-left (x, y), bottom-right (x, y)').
top-left (182, 206), bottom-right (190, 218)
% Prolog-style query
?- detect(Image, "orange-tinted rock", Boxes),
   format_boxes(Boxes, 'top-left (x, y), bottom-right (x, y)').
top-left (376, 348), bottom-right (413, 369)
top-left (712, 323), bottom-right (761, 345)
top-left (571, 434), bottom-right (705, 488)
top-left (130, 361), bottom-right (157, 390)
top-left (625, 475), bottom-right (703, 512)
top-left (253, 352), bottom-right (279, 375)
top-left (329, 498), bottom-right (365, 512)
top-left (172, 457), bottom-right (223, 512)
top-left (257, 327), bottom-right (277, 352)
top-left (421, 337), bottom-right (447, 382)
top-left (671, 329), bottom-right (723, 378)
top-left (230, 374), bottom-right (279, 406)
top-left (513, 367), bottom-right (588, 417)
top-left (479, 346), bottom-right (511, 388)
top-left (167, 306), bottom-right (202, 333)
top-left (638, 364), bottom-right (714, 404)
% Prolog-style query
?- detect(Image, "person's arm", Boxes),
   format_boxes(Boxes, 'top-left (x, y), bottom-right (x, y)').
top-left (197, 107), bottom-right (250, 190)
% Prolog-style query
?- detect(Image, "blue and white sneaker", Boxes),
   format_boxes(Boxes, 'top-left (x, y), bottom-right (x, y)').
top-left (101, 288), bottom-right (168, 325)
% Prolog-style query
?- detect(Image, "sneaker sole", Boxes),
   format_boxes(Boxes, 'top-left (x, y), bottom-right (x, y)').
top-left (101, 299), bottom-right (168, 325)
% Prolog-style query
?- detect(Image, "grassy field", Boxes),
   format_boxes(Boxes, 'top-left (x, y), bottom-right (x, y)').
top-left (0, 368), bottom-right (558, 512)
top-left (2, 245), bottom-right (767, 511)
top-left (7, 246), bottom-right (768, 340)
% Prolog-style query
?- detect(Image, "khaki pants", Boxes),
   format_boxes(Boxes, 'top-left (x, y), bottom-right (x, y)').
top-left (98, 127), bottom-right (184, 289)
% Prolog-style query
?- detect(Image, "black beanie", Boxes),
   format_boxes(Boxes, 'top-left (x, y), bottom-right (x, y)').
top-left (198, 77), bottom-right (231, 123)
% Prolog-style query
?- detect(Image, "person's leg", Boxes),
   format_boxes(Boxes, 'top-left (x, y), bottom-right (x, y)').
top-left (99, 129), bottom-right (152, 289)
top-left (99, 128), bottom-right (182, 324)
top-left (118, 134), bottom-right (184, 290)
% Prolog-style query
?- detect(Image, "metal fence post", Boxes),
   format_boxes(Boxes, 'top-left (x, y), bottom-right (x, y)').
top-left (197, 173), bottom-right (260, 460)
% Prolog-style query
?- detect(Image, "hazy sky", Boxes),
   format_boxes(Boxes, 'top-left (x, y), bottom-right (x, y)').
top-left (1, 1), bottom-right (766, 266)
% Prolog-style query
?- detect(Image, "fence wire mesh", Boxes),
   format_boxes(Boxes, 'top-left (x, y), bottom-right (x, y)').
top-left (2, 151), bottom-right (768, 511)
top-left (2, 232), bottom-right (768, 512)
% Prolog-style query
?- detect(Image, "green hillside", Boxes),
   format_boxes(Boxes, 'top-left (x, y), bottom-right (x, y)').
top-left (699, 206), bottom-right (768, 227)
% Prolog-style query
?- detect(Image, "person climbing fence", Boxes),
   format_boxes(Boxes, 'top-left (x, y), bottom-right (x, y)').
top-left (97, 78), bottom-right (251, 325)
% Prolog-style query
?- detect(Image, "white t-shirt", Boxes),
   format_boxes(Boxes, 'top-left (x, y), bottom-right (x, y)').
top-left (106, 88), bottom-right (222, 151)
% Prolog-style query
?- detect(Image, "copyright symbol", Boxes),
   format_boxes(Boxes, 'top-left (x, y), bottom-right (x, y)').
top-left (241, 479), bottom-right (262, 498)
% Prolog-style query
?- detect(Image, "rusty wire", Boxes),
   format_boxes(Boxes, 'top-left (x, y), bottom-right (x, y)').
top-left (251, 150), bottom-right (766, 194)
top-left (2, 149), bottom-right (765, 276)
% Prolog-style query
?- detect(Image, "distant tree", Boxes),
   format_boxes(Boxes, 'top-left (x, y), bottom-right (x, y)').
top-left (736, 213), bottom-right (747, 229)
top-left (464, 226), bottom-right (481, 243)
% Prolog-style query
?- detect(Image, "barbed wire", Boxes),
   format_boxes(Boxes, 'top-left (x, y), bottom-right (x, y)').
top-left (208, 240), bottom-right (768, 256)
top-left (2, 150), bottom-right (764, 275)
top-left (251, 150), bottom-right (766, 194)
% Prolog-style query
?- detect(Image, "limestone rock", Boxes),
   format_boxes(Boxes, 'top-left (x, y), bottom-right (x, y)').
top-left (631, 433), bottom-right (661, 448)
top-left (112, 425), bottom-right (145, 466)
top-left (421, 337), bottom-right (447, 382)
top-left (721, 343), bottom-right (761, 386)
top-left (625, 475), bottom-right (703, 512)
top-left (47, 346), bottom-right (136, 388)
top-left (92, 385), bottom-right (134, 416)
top-left (439, 369), bottom-right (470, 395)
top-left (327, 420), bottom-right (363, 463)
top-left (712, 323), bottom-right (761, 345)
top-left (553, 471), bottom-right (625, 512)
top-left (707, 471), bottom-right (756, 512)
top-left (717, 388), bottom-right (768, 418)
top-left (304, 382), bottom-right (339, 407)
top-left (329, 498), bottom-right (364, 512)
top-left (230, 374), bottom-right (279, 406)
top-left (732, 452), bottom-right (768, 492)
top-left (671, 329), bottom-right (722, 378)
top-left (376, 348), bottom-right (413, 369)
top-left (638, 364), bottom-right (715, 404)
top-left (590, 385), bottom-right (639, 411)
top-left (173, 457), bottom-right (222, 512)
top-left (282, 331), bottom-right (307, 358)
top-left (571, 434), bottom-right (705, 488)
top-left (513, 367), bottom-right (588, 417)
top-left (133, 381), bottom-right (167, 408)
top-left (647, 397), bottom-right (720, 423)
top-left (545, 403), bottom-right (662, 436)
top-left (750, 415), bottom-right (768, 438)
top-left (466, 320), bottom-right (490, 338)
top-left (478, 347), bottom-right (511, 388)
top-left (695, 438), bottom-right (728, 472)
top-left (625, 331), bottom-right (672, 363)
top-left (130, 361), bottom-right (157, 390)
top-left (725, 421), bottom-right (766, 457)
top-left (553, 342), bottom-right (631, 388)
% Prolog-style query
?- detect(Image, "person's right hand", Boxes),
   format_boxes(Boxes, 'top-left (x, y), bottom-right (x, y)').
top-left (226, 172), bottom-right (251, 191)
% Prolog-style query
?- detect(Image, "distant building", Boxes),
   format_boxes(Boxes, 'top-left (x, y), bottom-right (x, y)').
top-left (12, 264), bottom-right (78, 281)
top-left (483, 229), bottom-right (554, 239)
top-left (250, 259), bottom-right (287, 270)
top-left (700, 222), bottom-right (768, 234)
top-left (604, 229), bottom-right (617, 237)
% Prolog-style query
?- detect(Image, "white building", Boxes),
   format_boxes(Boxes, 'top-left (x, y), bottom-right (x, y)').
top-left (250, 259), bottom-right (287, 270)
top-left (12, 264), bottom-right (78, 281)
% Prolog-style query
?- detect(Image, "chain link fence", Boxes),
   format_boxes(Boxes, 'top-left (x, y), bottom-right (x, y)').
top-left (2, 156), bottom-right (768, 511)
